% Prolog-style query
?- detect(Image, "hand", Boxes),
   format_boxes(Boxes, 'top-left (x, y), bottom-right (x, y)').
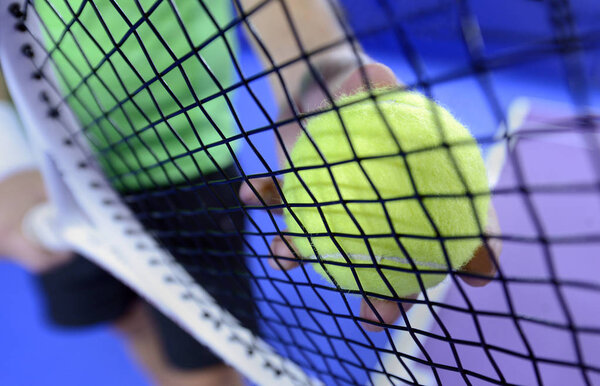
top-left (0, 170), bottom-right (72, 273)
top-left (240, 63), bottom-right (502, 332)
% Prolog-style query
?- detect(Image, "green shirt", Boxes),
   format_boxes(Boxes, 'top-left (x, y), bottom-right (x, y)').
top-left (38, 0), bottom-right (238, 190)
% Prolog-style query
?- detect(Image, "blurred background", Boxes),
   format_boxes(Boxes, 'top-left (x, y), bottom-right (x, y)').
top-left (1, 1), bottom-right (598, 384)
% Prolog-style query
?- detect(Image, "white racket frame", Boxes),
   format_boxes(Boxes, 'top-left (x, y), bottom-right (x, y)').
top-left (0, 1), bottom-right (319, 385)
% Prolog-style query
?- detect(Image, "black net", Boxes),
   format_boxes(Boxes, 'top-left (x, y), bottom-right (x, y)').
top-left (6, 0), bottom-right (600, 384)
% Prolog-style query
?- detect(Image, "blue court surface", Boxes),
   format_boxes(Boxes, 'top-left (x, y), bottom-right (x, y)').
top-left (1, 1), bottom-right (599, 385)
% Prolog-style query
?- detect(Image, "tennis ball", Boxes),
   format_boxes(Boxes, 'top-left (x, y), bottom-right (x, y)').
top-left (282, 90), bottom-right (490, 297)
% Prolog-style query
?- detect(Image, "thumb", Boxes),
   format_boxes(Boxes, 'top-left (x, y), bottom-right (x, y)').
top-left (239, 177), bottom-right (284, 212)
top-left (337, 63), bottom-right (399, 96)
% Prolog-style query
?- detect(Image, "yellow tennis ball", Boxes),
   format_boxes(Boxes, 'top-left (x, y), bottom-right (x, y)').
top-left (282, 90), bottom-right (490, 297)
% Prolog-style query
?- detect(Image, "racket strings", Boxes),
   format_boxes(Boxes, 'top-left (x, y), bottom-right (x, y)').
top-left (9, 0), bottom-right (600, 384)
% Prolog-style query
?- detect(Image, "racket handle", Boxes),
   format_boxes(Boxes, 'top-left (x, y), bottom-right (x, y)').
top-left (22, 202), bottom-right (71, 253)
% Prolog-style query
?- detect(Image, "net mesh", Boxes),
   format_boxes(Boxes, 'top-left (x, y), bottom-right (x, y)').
top-left (6, 0), bottom-right (600, 384)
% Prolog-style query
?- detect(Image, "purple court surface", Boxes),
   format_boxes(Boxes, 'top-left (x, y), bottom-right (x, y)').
top-left (422, 107), bottom-right (600, 385)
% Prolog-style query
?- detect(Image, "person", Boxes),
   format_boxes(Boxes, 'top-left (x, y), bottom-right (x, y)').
top-left (0, 0), bottom-right (501, 384)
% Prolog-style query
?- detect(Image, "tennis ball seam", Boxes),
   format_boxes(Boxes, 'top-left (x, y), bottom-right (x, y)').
top-left (307, 253), bottom-right (454, 270)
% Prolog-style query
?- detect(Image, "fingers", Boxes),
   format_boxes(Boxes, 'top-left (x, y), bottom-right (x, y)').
top-left (4, 231), bottom-right (72, 273)
top-left (268, 234), bottom-right (302, 271)
top-left (300, 62), bottom-right (400, 113)
top-left (460, 205), bottom-right (502, 287)
top-left (240, 177), bottom-right (303, 269)
top-left (267, 230), bottom-right (415, 333)
top-left (239, 177), bottom-right (283, 214)
top-left (359, 295), bottom-right (417, 332)
top-left (357, 202), bottom-right (502, 333)
top-left (299, 62), bottom-right (400, 113)
top-left (337, 63), bottom-right (399, 97)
